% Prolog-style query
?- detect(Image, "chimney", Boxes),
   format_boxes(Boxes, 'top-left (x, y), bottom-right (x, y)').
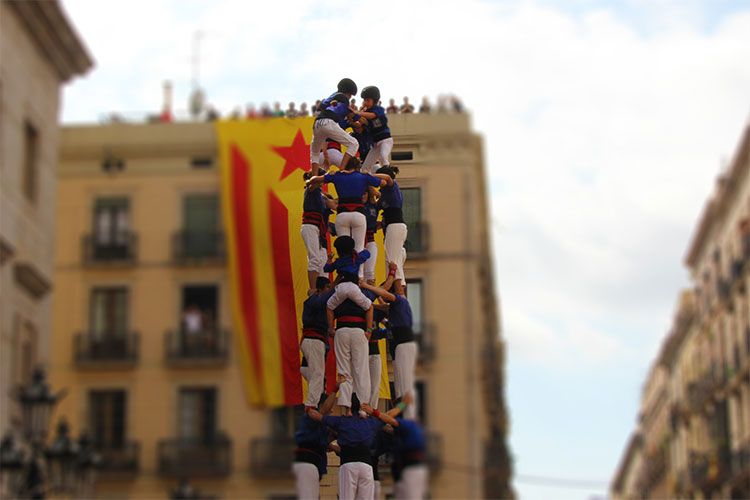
top-left (160, 80), bottom-right (173, 122)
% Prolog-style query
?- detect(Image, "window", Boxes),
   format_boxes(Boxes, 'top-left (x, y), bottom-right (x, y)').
top-left (270, 406), bottom-right (303, 438)
top-left (401, 188), bottom-right (423, 252)
top-left (22, 121), bottom-right (38, 202)
top-left (415, 381), bottom-right (428, 426)
top-left (182, 194), bottom-right (220, 257)
top-left (179, 388), bottom-right (217, 442)
top-left (191, 157), bottom-right (214, 169)
top-left (406, 280), bottom-right (423, 334)
top-left (94, 197), bottom-right (130, 249)
top-left (90, 390), bottom-right (127, 448)
top-left (90, 287), bottom-right (128, 337)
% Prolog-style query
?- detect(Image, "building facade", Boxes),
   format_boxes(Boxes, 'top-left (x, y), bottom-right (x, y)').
top-left (611, 122), bottom-right (750, 499)
top-left (50, 113), bottom-right (512, 498)
top-left (0, 0), bottom-right (92, 437)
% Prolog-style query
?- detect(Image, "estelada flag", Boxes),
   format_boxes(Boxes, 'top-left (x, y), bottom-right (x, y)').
top-left (217, 118), bottom-right (391, 407)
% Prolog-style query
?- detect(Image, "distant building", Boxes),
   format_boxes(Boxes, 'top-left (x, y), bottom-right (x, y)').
top-left (51, 113), bottom-right (512, 498)
top-left (612, 122), bottom-right (750, 499)
top-left (0, 0), bottom-right (92, 437)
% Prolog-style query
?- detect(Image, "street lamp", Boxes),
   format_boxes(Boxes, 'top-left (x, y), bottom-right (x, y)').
top-left (0, 367), bottom-right (97, 499)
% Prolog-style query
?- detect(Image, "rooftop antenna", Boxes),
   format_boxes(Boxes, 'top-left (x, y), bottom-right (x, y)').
top-left (189, 30), bottom-right (206, 119)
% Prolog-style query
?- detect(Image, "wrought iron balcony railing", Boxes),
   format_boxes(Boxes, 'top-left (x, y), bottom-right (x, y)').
top-left (415, 323), bottom-right (436, 363)
top-left (95, 441), bottom-right (140, 476)
top-left (172, 230), bottom-right (226, 264)
top-left (82, 232), bottom-right (137, 265)
top-left (74, 332), bottom-right (138, 368)
top-left (164, 328), bottom-right (229, 367)
top-left (157, 435), bottom-right (232, 478)
top-left (248, 436), bottom-right (295, 477)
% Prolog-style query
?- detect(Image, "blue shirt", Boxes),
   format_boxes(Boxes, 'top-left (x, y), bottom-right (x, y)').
top-left (394, 418), bottom-right (426, 453)
top-left (295, 414), bottom-right (330, 476)
top-left (323, 171), bottom-right (381, 200)
top-left (365, 105), bottom-right (391, 142)
top-left (364, 202), bottom-right (378, 232)
top-left (303, 188), bottom-right (326, 213)
top-left (302, 290), bottom-right (334, 332)
top-left (379, 181), bottom-right (403, 210)
top-left (324, 250), bottom-right (370, 277)
top-left (352, 129), bottom-right (372, 159)
top-left (322, 415), bottom-right (383, 447)
top-left (388, 295), bottom-right (413, 329)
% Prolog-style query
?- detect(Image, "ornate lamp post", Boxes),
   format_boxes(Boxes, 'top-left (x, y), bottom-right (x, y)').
top-left (0, 367), bottom-right (98, 499)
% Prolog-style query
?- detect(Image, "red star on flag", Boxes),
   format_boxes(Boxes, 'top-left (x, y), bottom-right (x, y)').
top-left (271, 129), bottom-right (311, 181)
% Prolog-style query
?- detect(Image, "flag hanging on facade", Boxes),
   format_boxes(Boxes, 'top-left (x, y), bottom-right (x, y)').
top-left (218, 118), bottom-right (390, 408)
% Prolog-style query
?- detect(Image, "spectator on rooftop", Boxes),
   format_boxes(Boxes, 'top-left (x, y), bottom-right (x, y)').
top-left (261, 103), bottom-right (273, 117)
top-left (386, 99), bottom-right (399, 114)
top-left (229, 107), bottom-right (242, 120)
top-left (205, 105), bottom-right (220, 122)
top-left (312, 99), bottom-right (322, 117)
top-left (400, 96), bottom-right (414, 114)
top-left (273, 102), bottom-right (284, 117)
top-left (286, 101), bottom-right (298, 118)
top-left (450, 94), bottom-right (464, 113)
top-left (245, 103), bottom-right (258, 119)
top-left (299, 102), bottom-right (310, 117)
top-left (419, 97), bottom-right (432, 114)
top-left (350, 98), bottom-right (357, 108)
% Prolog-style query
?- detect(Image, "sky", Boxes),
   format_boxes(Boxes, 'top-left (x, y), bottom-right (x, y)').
top-left (59, 0), bottom-right (750, 498)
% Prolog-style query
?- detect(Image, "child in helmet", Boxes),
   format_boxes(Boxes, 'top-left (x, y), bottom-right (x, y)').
top-left (310, 78), bottom-right (360, 175)
top-left (358, 85), bottom-right (393, 174)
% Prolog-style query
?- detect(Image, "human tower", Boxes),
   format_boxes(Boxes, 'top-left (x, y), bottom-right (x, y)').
top-left (293, 78), bottom-right (428, 500)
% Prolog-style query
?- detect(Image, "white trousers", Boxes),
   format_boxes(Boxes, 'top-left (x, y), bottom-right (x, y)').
top-left (335, 211), bottom-right (367, 254)
top-left (394, 465), bottom-right (428, 500)
top-left (311, 119), bottom-right (358, 165)
top-left (334, 327), bottom-right (370, 407)
top-left (300, 338), bottom-right (326, 407)
top-left (368, 353), bottom-right (381, 407)
top-left (394, 341), bottom-right (418, 420)
top-left (318, 147), bottom-right (344, 168)
top-left (293, 462), bottom-right (320, 500)
top-left (384, 223), bottom-right (407, 282)
top-left (327, 282), bottom-right (372, 311)
top-left (339, 462), bottom-right (374, 500)
top-left (362, 137), bottom-right (394, 174)
top-left (301, 224), bottom-right (326, 274)
top-left (364, 241), bottom-right (378, 282)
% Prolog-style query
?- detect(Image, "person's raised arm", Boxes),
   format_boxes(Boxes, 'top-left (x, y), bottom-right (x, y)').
top-left (306, 175), bottom-right (326, 188)
top-left (385, 392), bottom-right (413, 420)
top-left (361, 403), bottom-right (399, 426)
top-left (372, 173), bottom-right (394, 186)
top-left (326, 308), bottom-right (335, 337)
top-left (307, 408), bottom-right (324, 422)
top-left (324, 196), bottom-right (338, 210)
top-left (320, 389), bottom-right (338, 416)
top-left (380, 262), bottom-right (398, 300)
top-left (360, 282), bottom-right (396, 303)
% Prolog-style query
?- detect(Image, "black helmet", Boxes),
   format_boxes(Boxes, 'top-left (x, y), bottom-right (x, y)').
top-left (332, 92), bottom-right (350, 104)
top-left (361, 86), bottom-right (380, 102)
top-left (337, 78), bottom-right (357, 95)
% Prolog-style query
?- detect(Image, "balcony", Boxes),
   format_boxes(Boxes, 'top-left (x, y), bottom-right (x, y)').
top-left (82, 232), bottom-right (137, 265)
top-left (157, 435), bottom-right (232, 478)
top-left (172, 230), bottom-right (225, 265)
top-left (248, 436), bottom-right (295, 478)
top-left (74, 332), bottom-right (138, 368)
top-left (415, 323), bottom-right (436, 363)
top-left (164, 328), bottom-right (229, 368)
top-left (95, 441), bottom-right (140, 477)
top-left (404, 222), bottom-right (429, 257)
